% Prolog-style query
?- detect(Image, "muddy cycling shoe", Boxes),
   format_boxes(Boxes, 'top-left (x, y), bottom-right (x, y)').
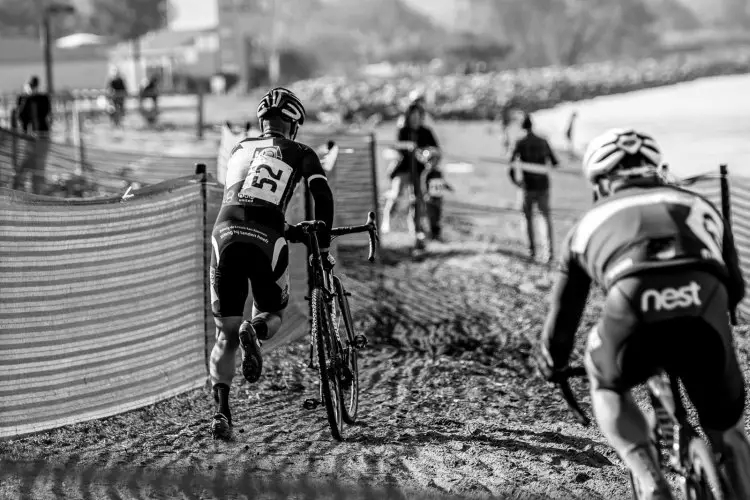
top-left (238, 321), bottom-right (263, 383)
top-left (211, 413), bottom-right (233, 441)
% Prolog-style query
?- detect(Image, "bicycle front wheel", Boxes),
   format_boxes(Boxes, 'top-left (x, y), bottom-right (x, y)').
top-left (333, 276), bottom-right (360, 424)
top-left (311, 287), bottom-right (344, 441)
top-left (684, 437), bottom-right (727, 500)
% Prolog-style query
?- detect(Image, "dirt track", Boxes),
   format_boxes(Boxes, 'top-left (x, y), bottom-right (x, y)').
top-left (4, 214), bottom-right (750, 500)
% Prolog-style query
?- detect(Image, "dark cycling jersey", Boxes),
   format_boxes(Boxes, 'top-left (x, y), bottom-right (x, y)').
top-left (219, 133), bottom-right (334, 246)
top-left (542, 181), bottom-right (745, 363)
top-left (210, 133), bottom-right (334, 317)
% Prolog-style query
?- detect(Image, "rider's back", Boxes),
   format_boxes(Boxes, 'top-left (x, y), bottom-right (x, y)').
top-left (220, 135), bottom-right (321, 228)
top-left (567, 183), bottom-right (734, 291)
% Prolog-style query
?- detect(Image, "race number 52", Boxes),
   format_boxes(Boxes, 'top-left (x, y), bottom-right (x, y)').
top-left (686, 199), bottom-right (724, 263)
top-left (240, 156), bottom-right (293, 205)
top-left (251, 164), bottom-right (283, 192)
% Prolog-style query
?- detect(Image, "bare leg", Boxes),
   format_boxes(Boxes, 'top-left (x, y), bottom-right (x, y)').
top-left (209, 316), bottom-right (243, 388)
top-left (591, 386), bottom-right (672, 498)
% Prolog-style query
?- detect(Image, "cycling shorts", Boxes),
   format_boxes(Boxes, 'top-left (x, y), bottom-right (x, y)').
top-left (210, 219), bottom-right (290, 317)
top-left (585, 268), bottom-right (745, 431)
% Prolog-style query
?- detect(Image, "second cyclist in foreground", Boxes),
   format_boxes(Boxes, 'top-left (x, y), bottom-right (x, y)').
top-left (536, 128), bottom-right (750, 499)
top-left (208, 88), bottom-right (335, 440)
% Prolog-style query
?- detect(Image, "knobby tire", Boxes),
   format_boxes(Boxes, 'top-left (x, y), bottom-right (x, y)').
top-left (333, 276), bottom-right (360, 424)
top-left (312, 287), bottom-right (343, 441)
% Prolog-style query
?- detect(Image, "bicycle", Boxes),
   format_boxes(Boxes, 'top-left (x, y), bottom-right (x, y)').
top-left (285, 211), bottom-right (378, 441)
top-left (555, 365), bottom-right (728, 499)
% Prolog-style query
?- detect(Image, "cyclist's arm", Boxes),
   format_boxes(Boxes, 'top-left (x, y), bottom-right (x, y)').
top-left (302, 150), bottom-right (334, 250)
top-left (541, 233), bottom-right (592, 369)
top-left (723, 220), bottom-right (746, 312)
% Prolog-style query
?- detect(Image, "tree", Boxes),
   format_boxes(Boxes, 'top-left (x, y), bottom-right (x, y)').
top-left (490, 0), bottom-right (657, 67)
top-left (87, 0), bottom-right (169, 41)
top-left (0, 0), bottom-right (84, 37)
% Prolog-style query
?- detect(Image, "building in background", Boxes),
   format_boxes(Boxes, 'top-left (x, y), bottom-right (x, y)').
top-left (0, 36), bottom-right (110, 95)
top-left (108, 28), bottom-right (220, 93)
top-left (215, 0), bottom-right (276, 91)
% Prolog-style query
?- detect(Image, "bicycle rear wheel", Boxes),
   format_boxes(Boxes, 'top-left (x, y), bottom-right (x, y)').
top-left (333, 276), bottom-right (360, 424)
top-left (311, 287), bottom-right (344, 440)
top-left (684, 437), bottom-right (727, 500)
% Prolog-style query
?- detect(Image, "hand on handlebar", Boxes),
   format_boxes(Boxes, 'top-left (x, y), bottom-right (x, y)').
top-left (533, 345), bottom-right (571, 383)
top-left (321, 251), bottom-right (335, 270)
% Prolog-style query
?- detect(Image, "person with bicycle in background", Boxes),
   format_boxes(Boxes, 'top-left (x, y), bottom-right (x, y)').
top-left (209, 87), bottom-right (335, 441)
top-left (535, 128), bottom-right (750, 500)
top-left (381, 102), bottom-right (440, 245)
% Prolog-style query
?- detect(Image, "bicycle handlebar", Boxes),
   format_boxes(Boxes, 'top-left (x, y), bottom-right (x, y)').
top-left (286, 211), bottom-right (379, 263)
top-left (552, 365), bottom-right (590, 427)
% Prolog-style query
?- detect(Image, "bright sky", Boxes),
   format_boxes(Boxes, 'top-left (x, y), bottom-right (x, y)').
top-left (169, 0), bottom-right (219, 31)
top-left (168, 0), bottom-right (450, 31)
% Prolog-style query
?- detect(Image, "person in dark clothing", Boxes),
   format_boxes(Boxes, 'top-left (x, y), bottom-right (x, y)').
top-left (381, 103), bottom-right (440, 242)
top-left (106, 68), bottom-right (128, 127)
top-left (139, 75), bottom-right (159, 125)
top-left (14, 75), bottom-right (52, 194)
top-left (509, 113), bottom-right (560, 262)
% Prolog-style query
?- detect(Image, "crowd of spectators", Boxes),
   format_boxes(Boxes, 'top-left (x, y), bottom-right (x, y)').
top-left (290, 46), bottom-right (750, 123)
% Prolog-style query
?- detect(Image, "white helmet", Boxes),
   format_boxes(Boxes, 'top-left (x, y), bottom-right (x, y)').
top-left (582, 128), bottom-right (662, 184)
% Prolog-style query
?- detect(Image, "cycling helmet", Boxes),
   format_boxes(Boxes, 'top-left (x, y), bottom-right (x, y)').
top-left (257, 87), bottom-right (306, 139)
top-left (582, 128), bottom-right (662, 184)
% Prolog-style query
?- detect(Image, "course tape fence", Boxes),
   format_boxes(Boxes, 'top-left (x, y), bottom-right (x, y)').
top-left (0, 125), bottom-right (381, 440)
top-left (0, 177), bottom-right (208, 440)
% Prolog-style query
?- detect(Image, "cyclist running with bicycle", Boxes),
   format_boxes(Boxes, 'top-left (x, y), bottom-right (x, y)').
top-left (535, 128), bottom-right (750, 499)
top-left (209, 87), bottom-right (334, 440)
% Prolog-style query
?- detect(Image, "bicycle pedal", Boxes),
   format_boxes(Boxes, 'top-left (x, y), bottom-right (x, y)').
top-left (353, 335), bottom-right (369, 349)
top-left (303, 399), bottom-right (320, 410)
top-left (304, 296), bottom-right (310, 301)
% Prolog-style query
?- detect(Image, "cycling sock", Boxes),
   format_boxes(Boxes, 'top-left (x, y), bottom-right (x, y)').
top-left (213, 383), bottom-right (231, 423)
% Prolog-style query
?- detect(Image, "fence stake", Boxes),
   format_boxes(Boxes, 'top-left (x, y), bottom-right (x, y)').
top-left (72, 99), bottom-right (86, 176)
top-left (719, 163), bottom-right (738, 325)
top-left (369, 132), bottom-right (381, 252)
top-left (194, 162), bottom-right (210, 370)
top-left (196, 91), bottom-right (204, 139)
top-left (10, 111), bottom-right (18, 180)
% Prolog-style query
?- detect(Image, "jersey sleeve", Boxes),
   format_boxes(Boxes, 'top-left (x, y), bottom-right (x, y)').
top-left (302, 149), bottom-right (334, 249)
top-left (541, 226), bottom-right (592, 368)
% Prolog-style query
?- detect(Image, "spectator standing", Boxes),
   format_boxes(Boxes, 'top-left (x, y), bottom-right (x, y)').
top-left (106, 68), bottom-right (128, 128)
top-left (508, 113), bottom-right (559, 263)
top-left (14, 75), bottom-right (52, 194)
top-left (564, 110), bottom-right (578, 157)
top-left (139, 75), bottom-right (160, 126)
top-left (381, 103), bottom-right (440, 246)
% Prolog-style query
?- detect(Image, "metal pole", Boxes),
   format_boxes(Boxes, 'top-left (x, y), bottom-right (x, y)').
top-left (196, 90), bottom-right (204, 139)
top-left (42, 12), bottom-right (54, 97)
top-left (719, 163), bottom-right (738, 325)
top-left (369, 132), bottom-right (381, 249)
